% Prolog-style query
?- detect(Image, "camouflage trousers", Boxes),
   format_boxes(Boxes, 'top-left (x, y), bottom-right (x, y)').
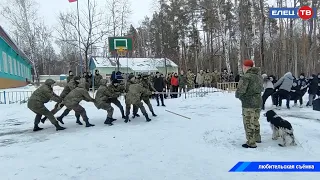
top-left (27, 101), bottom-right (58, 126)
top-left (125, 101), bottom-right (147, 117)
top-left (99, 102), bottom-right (114, 118)
top-left (142, 97), bottom-right (154, 113)
top-left (63, 104), bottom-right (89, 122)
top-left (41, 102), bottom-right (80, 122)
top-left (108, 98), bottom-right (125, 117)
top-left (242, 108), bottom-right (261, 147)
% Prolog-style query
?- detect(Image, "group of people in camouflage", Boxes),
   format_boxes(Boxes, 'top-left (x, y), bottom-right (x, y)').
top-left (163, 69), bottom-right (237, 98)
top-left (27, 70), bottom-right (163, 132)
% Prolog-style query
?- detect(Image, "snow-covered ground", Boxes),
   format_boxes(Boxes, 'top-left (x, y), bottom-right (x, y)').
top-left (0, 87), bottom-right (319, 180)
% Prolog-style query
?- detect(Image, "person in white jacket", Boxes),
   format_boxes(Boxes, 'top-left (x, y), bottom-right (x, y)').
top-left (261, 74), bottom-right (274, 110)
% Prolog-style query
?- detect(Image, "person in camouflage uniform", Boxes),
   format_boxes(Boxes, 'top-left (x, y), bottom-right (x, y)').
top-left (125, 82), bottom-right (151, 123)
top-left (178, 70), bottom-right (187, 96)
top-left (126, 74), bottom-right (140, 118)
top-left (221, 68), bottom-right (229, 82)
top-left (94, 70), bottom-right (103, 88)
top-left (212, 69), bottom-right (220, 87)
top-left (140, 74), bottom-right (157, 116)
top-left (204, 69), bottom-right (213, 87)
top-left (67, 70), bottom-right (74, 83)
top-left (57, 82), bottom-right (95, 127)
top-left (235, 59), bottom-right (263, 148)
top-left (40, 76), bottom-right (81, 124)
top-left (107, 79), bottom-right (126, 119)
top-left (186, 69), bottom-right (195, 90)
top-left (27, 79), bottom-right (66, 131)
top-left (94, 79), bottom-right (116, 126)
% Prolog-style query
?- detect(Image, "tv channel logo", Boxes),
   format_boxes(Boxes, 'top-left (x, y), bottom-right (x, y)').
top-left (269, 6), bottom-right (317, 20)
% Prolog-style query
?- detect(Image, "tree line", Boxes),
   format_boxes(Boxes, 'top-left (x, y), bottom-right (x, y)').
top-left (1, 0), bottom-right (319, 79)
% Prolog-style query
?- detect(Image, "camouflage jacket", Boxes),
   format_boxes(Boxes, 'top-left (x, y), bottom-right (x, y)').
top-left (107, 84), bottom-right (122, 98)
top-left (125, 80), bottom-right (136, 93)
top-left (126, 83), bottom-right (148, 104)
top-left (141, 79), bottom-right (156, 96)
top-left (67, 75), bottom-right (74, 83)
top-left (212, 72), bottom-right (220, 83)
top-left (235, 67), bottom-right (263, 108)
top-left (94, 74), bottom-right (103, 87)
top-left (221, 72), bottom-right (229, 82)
top-left (63, 83), bottom-right (95, 107)
top-left (95, 83), bottom-right (113, 108)
top-left (178, 75), bottom-right (187, 87)
top-left (186, 72), bottom-right (195, 86)
top-left (204, 72), bottom-right (212, 82)
top-left (29, 79), bottom-right (61, 104)
top-left (60, 79), bottom-right (77, 99)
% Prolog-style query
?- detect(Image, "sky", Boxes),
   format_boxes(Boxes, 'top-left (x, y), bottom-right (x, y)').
top-left (0, 0), bottom-right (286, 53)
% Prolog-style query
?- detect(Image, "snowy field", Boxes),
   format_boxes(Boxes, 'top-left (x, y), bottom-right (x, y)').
top-left (0, 86), bottom-right (320, 180)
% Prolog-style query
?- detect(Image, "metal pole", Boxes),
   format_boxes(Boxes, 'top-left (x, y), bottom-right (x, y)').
top-left (77, 0), bottom-right (83, 74)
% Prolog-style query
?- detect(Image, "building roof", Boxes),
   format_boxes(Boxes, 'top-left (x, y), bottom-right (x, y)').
top-left (0, 26), bottom-right (31, 65)
top-left (90, 57), bottom-right (178, 72)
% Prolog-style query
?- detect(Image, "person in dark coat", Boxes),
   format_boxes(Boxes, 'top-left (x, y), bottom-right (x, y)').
top-left (153, 72), bottom-right (166, 106)
top-left (290, 80), bottom-right (303, 107)
top-left (306, 74), bottom-right (318, 107)
top-left (295, 73), bottom-right (307, 106)
top-left (111, 71), bottom-right (116, 81)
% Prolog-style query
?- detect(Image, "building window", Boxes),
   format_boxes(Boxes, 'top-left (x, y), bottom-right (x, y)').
top-left (14, 59), bottom-right (17, 75)
top-left (8, 56), bottom-right (12, 74)
top-left (18, 62), bottom-right (21, 76)
top-left (22, 65), bottom-right (25, 77)
top-left (2, 52), bottom-right (7, 73)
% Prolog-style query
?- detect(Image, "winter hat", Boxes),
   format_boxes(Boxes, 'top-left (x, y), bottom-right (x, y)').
top-left (73, 76), bottom-right (81, 83)
top-left (262, 74), bottom-right (268, 79)
top-left (243, 59), bottom-right (254, 67)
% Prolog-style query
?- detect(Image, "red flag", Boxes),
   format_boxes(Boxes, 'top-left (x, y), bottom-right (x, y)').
top-left (68, 0), bottom-right (77, 2)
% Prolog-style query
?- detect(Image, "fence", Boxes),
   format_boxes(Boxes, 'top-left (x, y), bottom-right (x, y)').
top-left (0, 82), bottom-right (239, 105)
top-left (217, 82), bottom-right (238, 92)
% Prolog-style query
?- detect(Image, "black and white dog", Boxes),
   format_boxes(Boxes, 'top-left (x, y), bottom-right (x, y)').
top-left (264, 110), bottom-right (297, 147)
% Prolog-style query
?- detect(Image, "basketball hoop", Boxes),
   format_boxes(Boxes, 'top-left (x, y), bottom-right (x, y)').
top-left (116, 47), bottom-right (127, 57)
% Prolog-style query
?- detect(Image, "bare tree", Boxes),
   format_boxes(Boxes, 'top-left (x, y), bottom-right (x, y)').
top-left (106, 0), bottom-right (132, 36)
top-left (1, 0), bottom-right (40, 79)
top-left (56, 0), bottom-right (112, 71)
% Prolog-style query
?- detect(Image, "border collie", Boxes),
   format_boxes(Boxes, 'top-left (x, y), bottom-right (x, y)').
top-left (264, 110), bottom-right (297, 147)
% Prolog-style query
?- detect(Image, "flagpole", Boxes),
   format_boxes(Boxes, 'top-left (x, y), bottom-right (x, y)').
top-left (77, 0), bottom-right (83, 75)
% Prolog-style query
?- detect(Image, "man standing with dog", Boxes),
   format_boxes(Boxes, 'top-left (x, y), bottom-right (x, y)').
top-left (236, 59), bottom-right (263, 148)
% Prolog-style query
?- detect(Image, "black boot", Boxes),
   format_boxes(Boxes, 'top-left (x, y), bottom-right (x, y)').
top-left (111, 118), bottom-right (117, 122)
top-left (33, 124), bottom-right (44, 132)
top-left (122, 114), bottom-right (126, 119)
top-left (132, 113), bottom-right (140, 118)
top-left (145, 114), bottom-right (151, 122)
top-left (55, 123), bottom-right (66, 131)
top-left (124, 116), bottom-right (130, 123)
top-left (41, 116), bottom-right (47, 124)
top-left (84, 119), bottom-right (95, 127)
top-left (151, 112), bottom-right (157, 117)
top-left (76, 119), bottom-right (83, 125)
top-left (104, 117), bottom-right (114, 126)
top-left (56, 116), bottom-right (64, 124)
top-left (161, 104), bottom-right (165, 107)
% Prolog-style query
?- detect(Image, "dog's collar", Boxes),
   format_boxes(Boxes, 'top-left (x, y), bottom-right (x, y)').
top-left (273, 115), bottom-right (279, 118)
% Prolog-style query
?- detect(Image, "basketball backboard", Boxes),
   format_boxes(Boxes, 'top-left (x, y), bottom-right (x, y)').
top-left (108, 37), bottom-right (133, 52)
